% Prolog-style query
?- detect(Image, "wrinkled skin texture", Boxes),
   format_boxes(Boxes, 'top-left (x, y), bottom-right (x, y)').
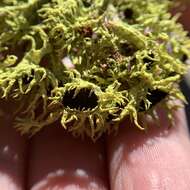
top-left (0, 101), bottom-right (190, 190)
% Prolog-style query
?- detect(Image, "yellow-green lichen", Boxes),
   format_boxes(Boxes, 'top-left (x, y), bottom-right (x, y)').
top-left (0, 0), bottom-right (189, 140)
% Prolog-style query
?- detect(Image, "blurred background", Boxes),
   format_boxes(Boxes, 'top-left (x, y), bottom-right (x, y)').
top-left (172, 1), bottom-right (190, 130)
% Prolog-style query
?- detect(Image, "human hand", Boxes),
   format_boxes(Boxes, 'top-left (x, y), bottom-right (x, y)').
top-left (0, 100), bottom-right (190, 190)
top-left (1, 1), bottom-right (190, 189)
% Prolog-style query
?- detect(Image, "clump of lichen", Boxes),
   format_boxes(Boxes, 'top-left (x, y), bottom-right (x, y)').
top-left (0, 0), bottom-right (190, 140)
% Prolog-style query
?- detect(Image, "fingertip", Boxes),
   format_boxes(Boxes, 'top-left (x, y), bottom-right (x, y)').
top-left (31, 173), bottom-right (107, 190)
top-left (0, 112), bottom-right (28, 190)
top-left (107, 107), bottom-right (190, 190)
top-left (28, 123), bottom-right (109, 190)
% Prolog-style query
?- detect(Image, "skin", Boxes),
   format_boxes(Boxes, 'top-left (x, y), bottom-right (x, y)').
top-left (0, 101), bottom-right (190, 190)
top-left (0, 5), bottom-right (190, 190)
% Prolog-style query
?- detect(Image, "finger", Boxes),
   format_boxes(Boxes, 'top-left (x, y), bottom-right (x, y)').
top-left (28, 123), bottom-right (109, 190)
top-left (0, 101), bottom-right (28, 190)
top-left (171, 1), bottom-right (190, 31)
top-left (107, 105), bottom-right (190, 190)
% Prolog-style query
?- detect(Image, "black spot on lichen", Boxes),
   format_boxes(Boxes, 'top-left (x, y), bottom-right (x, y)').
top-left (181, 54), bottom-right (188, 63)
top-left (22, 75), bottom-right (33, 84)
top-left (63, 88), bottom-right (98, 111)
top-left (168, 72), bottom-right (177, 77)
top-left (139, 89), bottom-right (168, 112)
top-left (82, 0), bottom-right (92, 8)
top-left (46, 84), bottom-right (54, 96)
top-left (106, 113), bottom-right (115, 122)
top-left (143, 53), bottom-right (155, 70)
top-left (119, 42), bottom-right (137, 57)
top-left (58, 81), bottom-right (63, 87)
top-left (124, 8), bottom-right (134, 19)
top-left (22, 69), bottom-right (35, 85)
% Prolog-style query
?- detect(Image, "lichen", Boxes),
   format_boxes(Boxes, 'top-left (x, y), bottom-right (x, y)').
top-left (0, 0), bottom-right (189, 140)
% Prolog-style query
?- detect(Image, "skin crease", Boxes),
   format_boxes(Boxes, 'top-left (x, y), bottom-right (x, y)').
top-left (0, 4), bottom-right (190, 190)
top-left (107, 103), bottom-right (190, 190)
top-left (1, 100), bottom-right (190, 190)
